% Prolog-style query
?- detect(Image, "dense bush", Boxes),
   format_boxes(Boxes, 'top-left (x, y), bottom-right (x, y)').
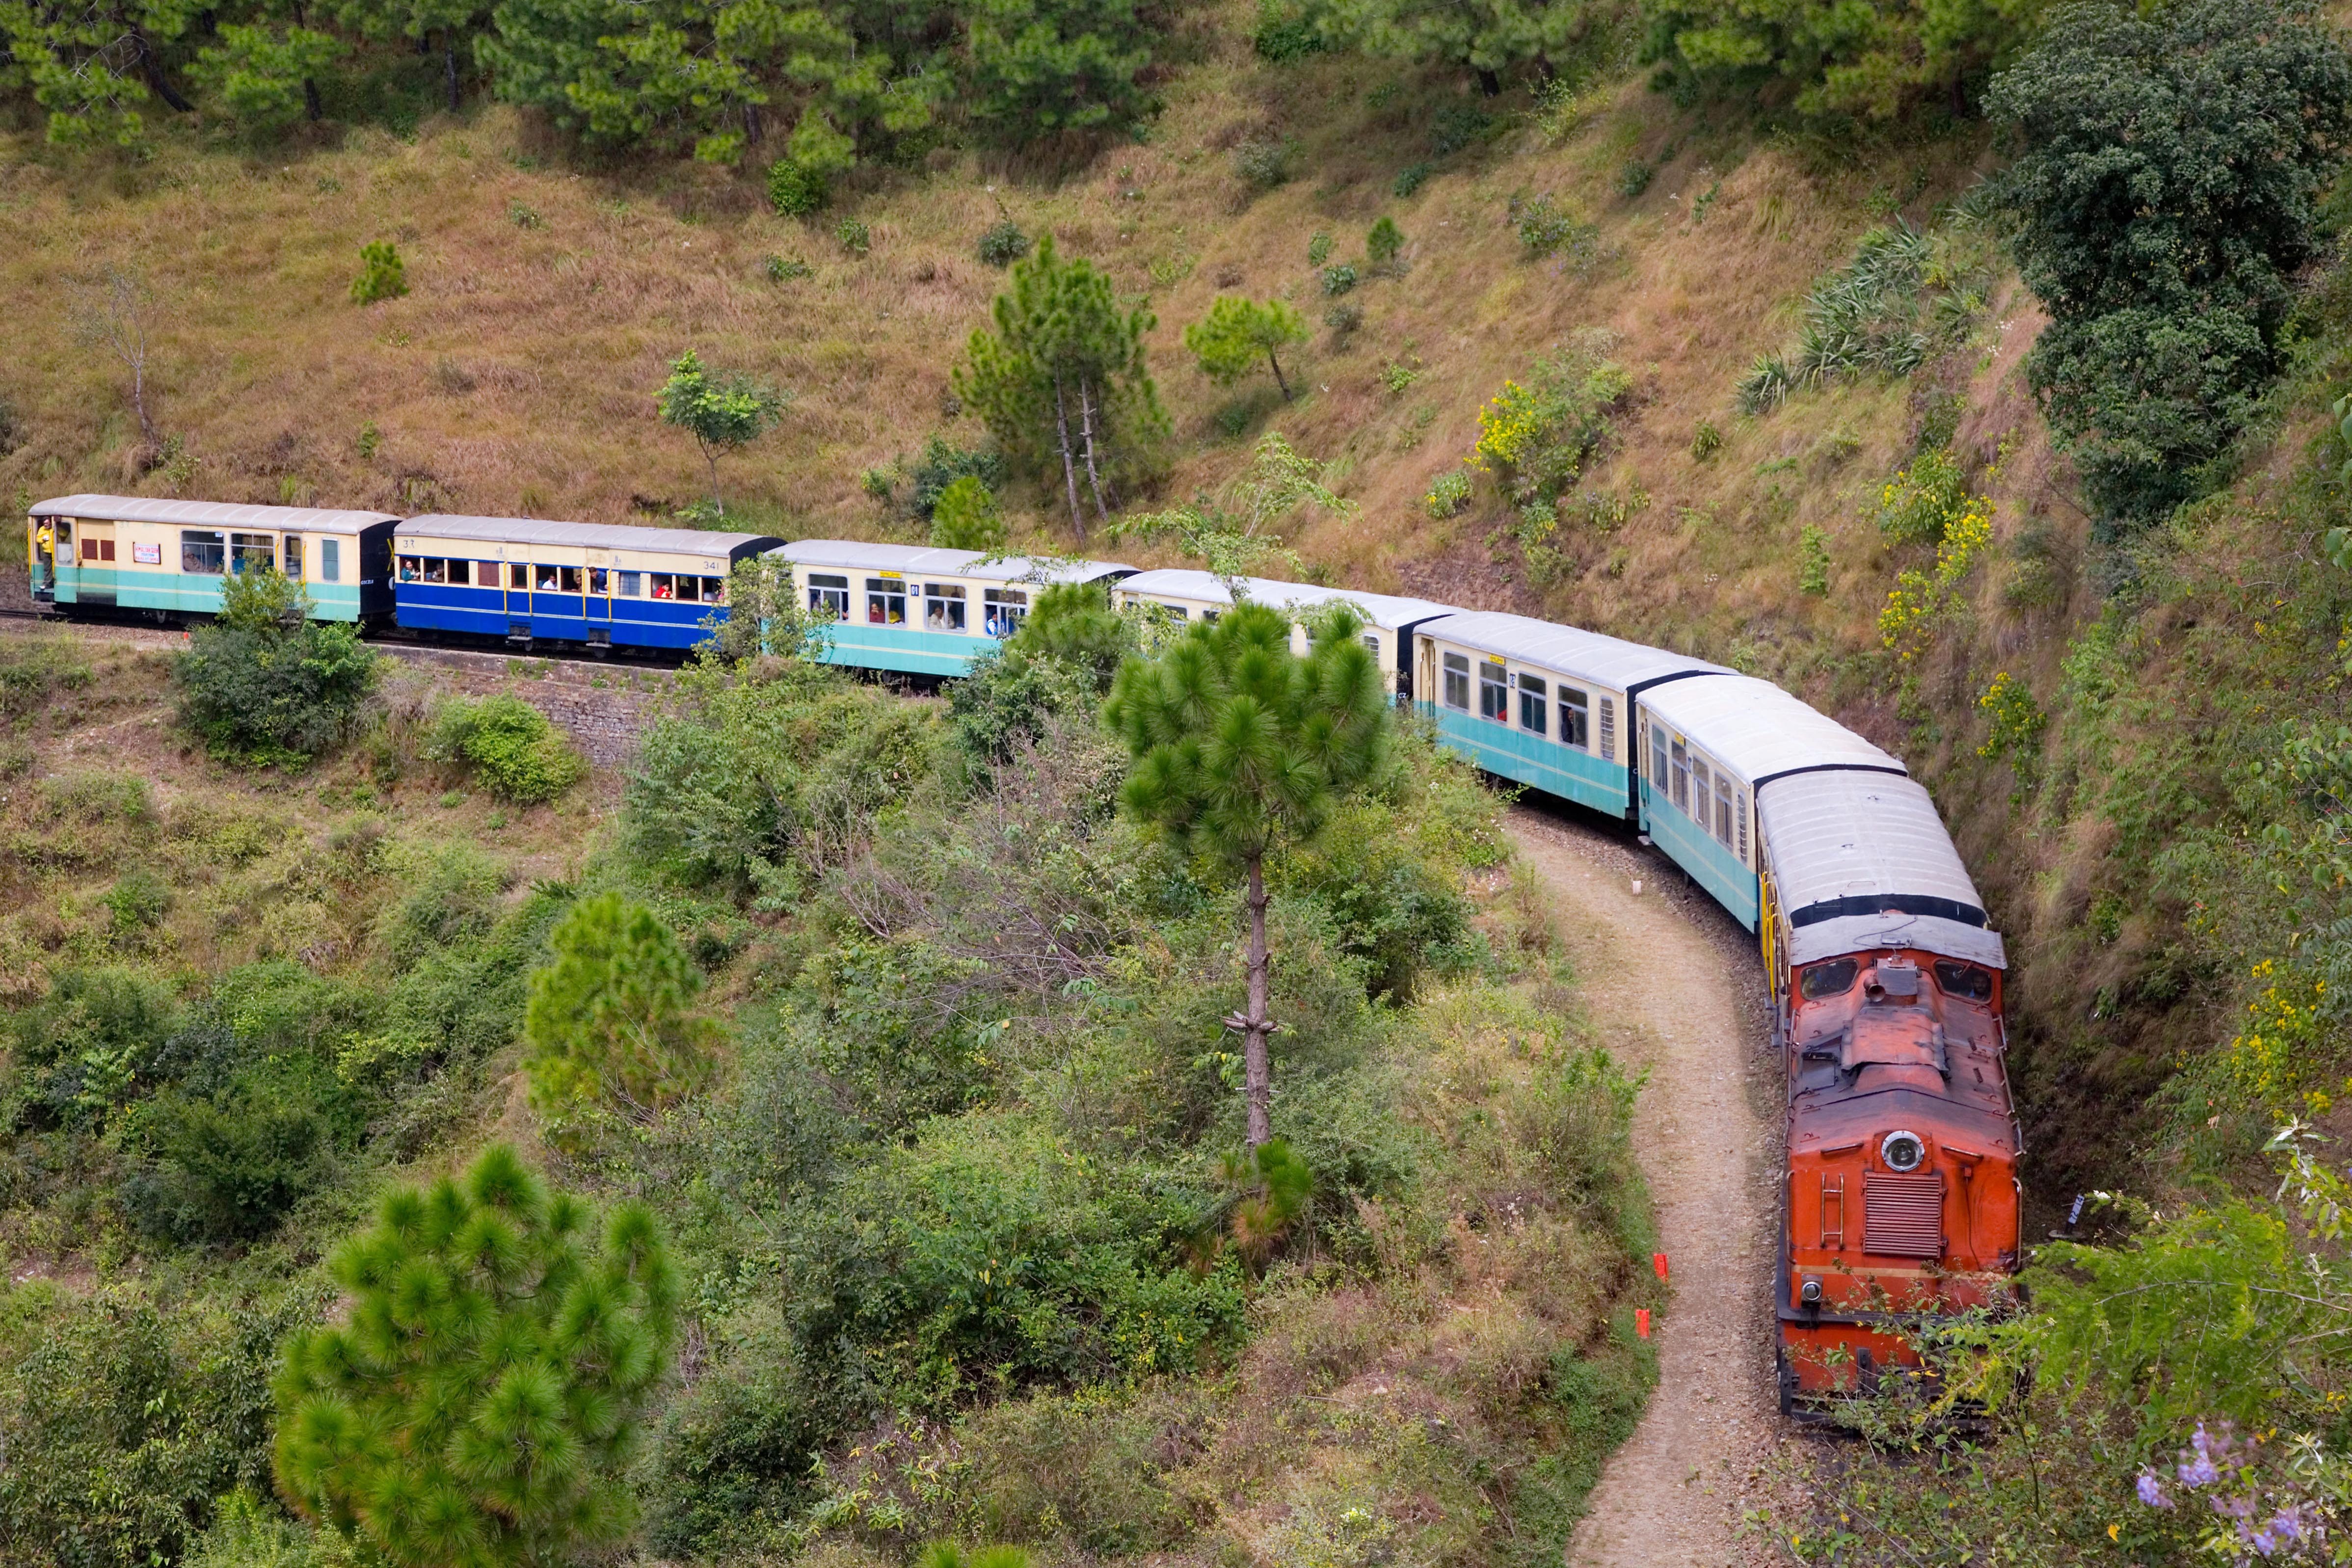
top-left (909, 433), bottom-right (1009, 518)
top-left (1988, 0), bottom-right (2352, 529)
top-left (523, 892), bottom-right (722, 1127)
top-left (768, 157), bottom-right (829, 216)
top-left (977, 218), bottom-right (1031, 267)
top-left (425, 693), bottom-right (586, 803)
top-left (930, 475), bottom-right (1008, 549)
top-left (348, 241), bottom-right (405, 305)
top-left (173, 569), bottom-right (378, 767)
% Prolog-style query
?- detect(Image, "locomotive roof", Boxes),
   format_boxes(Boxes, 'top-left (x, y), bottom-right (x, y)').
top-left (1760, 771), bottom-right (1987, 929)
top-left (1415, 611), bottom-right (1732, 692)
top-left (775, 539), bottom-right (1134, 585)
top-left (30, 494), bottom-right (399, 533)
top-left (1786, 910), bottom-right (2006, 970)
top-left (400, 515), bottom-right (779, 556)
top-left (1117, 569), bottom-right (1452, 630)
top-left (1641, 675), bottom-right (1904, 787)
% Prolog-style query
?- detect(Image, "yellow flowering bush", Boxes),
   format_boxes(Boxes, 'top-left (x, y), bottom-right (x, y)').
top-left (2224, 960), bottom-right (2336, 1118)
top-left (1976, 671), bottom-right (2047, 777)
top-left (1878, 484), bottom-right (1993, 659)
top-left (1474, 380), bottom-right (1547, 473)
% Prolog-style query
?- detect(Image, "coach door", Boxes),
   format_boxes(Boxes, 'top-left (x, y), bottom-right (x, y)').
top-left (585, 549), bottom-right (614, 644)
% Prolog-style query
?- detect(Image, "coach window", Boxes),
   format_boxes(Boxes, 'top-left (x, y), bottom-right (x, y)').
top-left (1712, 772), bottom-right (1736, 849)
top-left (1559, 686), bottom-right (1590, 749)
top-left (1479, 660), bottom-right (1508, 721)
top-left (616, 570), bottom-right (640, 597)
top-left (1443, 652), bottom-right (1470, 710)
top-left (1649, 719), bottom-right (1668, 792)
top-left (587, 567), bottom-right (606, 594)
top-left (535, 564), bottom-right (560, 592)
top-left (1599, 696), bottom-right (1616, 761)
top-left (868, 577), bottom-right (908, 624)
top-left (231, 533), bottom-right (275, 575)
top-left (1800, 959), bottom-right (1860, 1000)
top-left (319, 539), bottom-right (341, 582)
top-left (808, 573), bottom-right (847, 616)
top-left (398, 555), bottom-right (422, 581)
top-left (551, 566), bottom-right (577, 593)
top-left (283, 536), bottom-right (304, 579)
top-left (1670, 737), bottom-right (1691, 812)
top-left (509, 563), bottom-right (529, 590)
top-left (984, 587), bottom-right (1028, 636)
top-left (1518, 673), bottom-right (1547, 735)
top-left (649, 573), bottom-right (675, 599)
top-left (1691, 755), bottom-right (1711, 822)
top-left (674, 575), bottom-right (702, 604)
top-left (182, 531), bottom-right (226, 574)
top-left (925, 584), bottom-right (967, 631)
top-left (423, 558), bottom-right (448, 584)
top-left (701, 576), bottom-right (726, 602)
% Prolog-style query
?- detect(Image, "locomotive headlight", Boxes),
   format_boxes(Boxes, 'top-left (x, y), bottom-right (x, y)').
top-left (1881, 1130), bottom-right (1928, 1172)
top-left (1799, 1276), bottom-right (1823, 1307)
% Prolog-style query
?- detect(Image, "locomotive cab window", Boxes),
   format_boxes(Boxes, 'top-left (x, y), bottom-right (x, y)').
top-left (1443, 652), bottom-right (1470, 710)
top-left (1479, 661), bottom-right (1508, 721)
top-left (1799, 959), bottom-right (1860, 999)
top-left (1933, 961), bottom-right (1995, 1002)
top-left (1559, 687), bottom-right (1590, 749)
top-left (1518, 674), bottom-right (1547, 734)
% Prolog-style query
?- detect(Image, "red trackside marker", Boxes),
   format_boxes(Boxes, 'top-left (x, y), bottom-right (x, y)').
top-left (1635, 1308), bottom-right (1651, 1339)
top-left (1654, 1252), bottom-right (1669, 1281)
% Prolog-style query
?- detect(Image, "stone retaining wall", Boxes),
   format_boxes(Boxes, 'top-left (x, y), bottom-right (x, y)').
top-left (376, 644), bottom-right (674, 767)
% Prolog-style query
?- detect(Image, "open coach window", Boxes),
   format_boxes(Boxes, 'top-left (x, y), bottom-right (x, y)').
top-left (1559, 687), bottom-right (1590, 749)
top-left (984, 587), bottom-right (1027, 636)
top-left (1799, 959), bottom-right (1859, 1000)
top-left (1934, 961), bottom-right (1994, 1002)
top-left (181, 531), bottom-right (226, 574)
top-left (808, 573), bottom-right (848, 617)
top-left (924, 584), bottom-right (967, 631)
top-left (867, 577), bottom-right (906, 624)
top-left (1479, 660), bottom-right (1507, 721)
top-left (1518, 673), bottom-right (1547, 735)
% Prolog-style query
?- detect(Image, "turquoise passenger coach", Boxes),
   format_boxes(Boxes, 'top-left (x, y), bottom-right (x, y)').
top-left (776, 541), bottom-right (1134, 677)
top-left (1111, 569), bottom-right (1452, 698)
top-left (1636, 675), bottom-right (1907, 931)
top-left (28, 495), bottom-right (398, 621)
top-left (1411, 611), bottom-right (1730, 823)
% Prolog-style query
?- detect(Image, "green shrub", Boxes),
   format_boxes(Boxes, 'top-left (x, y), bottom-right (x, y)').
top-left (767, 157), bottom-right (828, 216)
top-left (424, 694), bottom-right (585, 803)
top-left (523, 893), bottom-right (720, 1126)
top-left (1253, 0), bottom-right (1327, 62)
top-left (124, 1080), bottom-right (335, 1244)
top-left (1320, 262), bottom-right (1359, 295)
top-left (1392, 161), bottom-right (1431, 197)
top-left (348, 240), bottom-right (406, 305)
top-left (1324, 301), bottom-right (1363, 336)
top-left (1308, 230), bottom-right (1335, 266)
top-left (1233, 137), bottom-right (1294, 191)
top-left (1798, 524), bottom-right (1830, 595)
top-left (101, 869), bottom-right (170, 940)
top-left (1612, 158), bottom-right (1653, 198)
top-left (173, 569), bottom-right (378, 766)
top-left (507, 199), bottom-right (540, 229)
top-left (764, 253), bottom-right (813, 281)
top-left (909, 434), bottom-right (1006, 518)
top-left (977, 218), bottom-right (1030, 267)
top-left (1875, 446), bottom-right (1973, 545)
top-left (929, 475), bottom-right (1007, 550)
top-left (1512, 194), bottom-right (1600, 267)
top-left (1690, 419), bottom-right (1722, 460)
top-left (1366, 215), bottom-right (1403, 264)
top-left (1425, 470), bottom-right (1472, 518)
top-left (835, 216), bottom-right (871, 254)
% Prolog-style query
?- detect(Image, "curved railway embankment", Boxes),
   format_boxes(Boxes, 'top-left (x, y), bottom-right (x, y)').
top-left (1510, 807), bottom-right (1783, 1568)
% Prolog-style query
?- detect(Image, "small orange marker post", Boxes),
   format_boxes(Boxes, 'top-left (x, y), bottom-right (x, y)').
top-left (1653, 1252), bottom-right (1669, 1282)
top-left (1635, 1308), bottom-right (1651, 1339)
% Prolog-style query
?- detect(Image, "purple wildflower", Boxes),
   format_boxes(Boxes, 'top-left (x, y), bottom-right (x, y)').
top-left (2248, 1526), bottom-right (2279, 1556)
top-left (2138, 1473), bottom-right (2172, 1509)
top-left (2270, 1507), bottom-right (2310, 1545)
top-left (2180, 1424), bottom-right (2222, 1488)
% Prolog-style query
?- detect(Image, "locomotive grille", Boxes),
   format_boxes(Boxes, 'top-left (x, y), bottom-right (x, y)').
top-left (1864, 1170), bottom-right (1946, 1258)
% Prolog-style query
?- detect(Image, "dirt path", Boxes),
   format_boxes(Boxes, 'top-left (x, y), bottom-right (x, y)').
top-left (1509, 806), bottom-right (1782, 1568)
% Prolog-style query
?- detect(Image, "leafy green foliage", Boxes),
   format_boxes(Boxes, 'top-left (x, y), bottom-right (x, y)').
top-left (977, 217), bottom-right (1031, 267)
top-left (909, 434), bottom-right (1007, 519)
top-left (962, 0), bottom-right (1157, 145)
top-left (1106, 600), bottom-right (1394, 1143)
top-left (1734, 221), bottom-right (1981, 413)
top-left (273, 1145), bottom-right (676, 1568)
top-left (1114, 432), bottom-right (1353, 591)
top-left (192, 24), bottom-right (343, 133)
top-left (767, 157), bottom-right (829, 215)
top-left (523, 893), bottom-right (721, 1125)
top-left (1988, 0), bottom-right (2352, 529)
top-left (425, 694), bottom-right (586, 803)
top-left (930, 475), bottom-right (1008, 549)
top-left (1254, 0), bottom-right (1328, 60)
top-left (1366, 214), bottom-right (1402, 264)
top-left (1640, 0), bottom-right (2042, 120)
top-left (173, 569), bottom-right (378, 767)
top-left (1510, 192), bottom-right (1600, 268)
top-left (658, 349), bottom-right (793, 508)
top-left (954, 235), bottom-right (1168, 538)
top-left (1185, 295), bottom-right (1310, 401)
top-left (1331, 0), bottom-right (1598, 84)
top-left (349, 240), bottom-right (407, 305)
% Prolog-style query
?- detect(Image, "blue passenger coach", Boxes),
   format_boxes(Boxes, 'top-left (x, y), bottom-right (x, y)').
top-left (29, 495), bottom-right (398, 621)
top-left (1412, 611), bottom-right (1730, 822)
top-left (777, 541), bottom-right (1134, 677)
top-left (1636, 675), bottom-right (1906, 931)
top-left (394, 516), bottom-right (783, 650)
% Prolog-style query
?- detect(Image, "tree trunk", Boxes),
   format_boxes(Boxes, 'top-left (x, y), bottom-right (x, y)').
top-left (1053, 376), bottom-right (1086, 541)
top-left (703, 443), bottom-right (723, 511)
top-left (1244, 856), bottom-right (1272, 1149)
top-left (304, 76), bottom-right (322, 122)
top-left (132, 355), bottom-right (155, 449)
top-left (1077, 377), bottom-right (1113, 527)
top-left (135, 33), bottom-right (194, 113)
top-left (745, 100), bottom-right (764, 145)
top-left (1266, 349), bottom-right (1292, 401)
top-left (1477, 67), bottom-right (1501, 98)
top-left (445, 37), bottom-right (460, 113)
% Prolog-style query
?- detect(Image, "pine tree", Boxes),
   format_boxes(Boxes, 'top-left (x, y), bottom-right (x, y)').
top-left (1104, 601), bottom-right (1392, 1146)
top-left (954, 234), bottom-right (1167, 541)
top-left (272, 1144), bottom-right (677, 1568)
top-left (524, 892), bottom-right (722, 1126)
top-left (1184, 296), bottom-right (1310, 401)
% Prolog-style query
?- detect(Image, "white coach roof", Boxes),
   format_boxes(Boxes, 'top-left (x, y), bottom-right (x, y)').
top-left (1417, 611), bottom-right (1733, 693)
top-left (30, 494), bottom-right (398, 532)
top-left (776, 539), bottom-right (1134, 585)
top-left (1118, 569), bottom-right (1452, 631)
top-left (1642, 675), bottom-right (1904, 787)
top-left (400, 515), bottom-right (779, 555)
top-left (1759, 771), bottom-right (1985, 922)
